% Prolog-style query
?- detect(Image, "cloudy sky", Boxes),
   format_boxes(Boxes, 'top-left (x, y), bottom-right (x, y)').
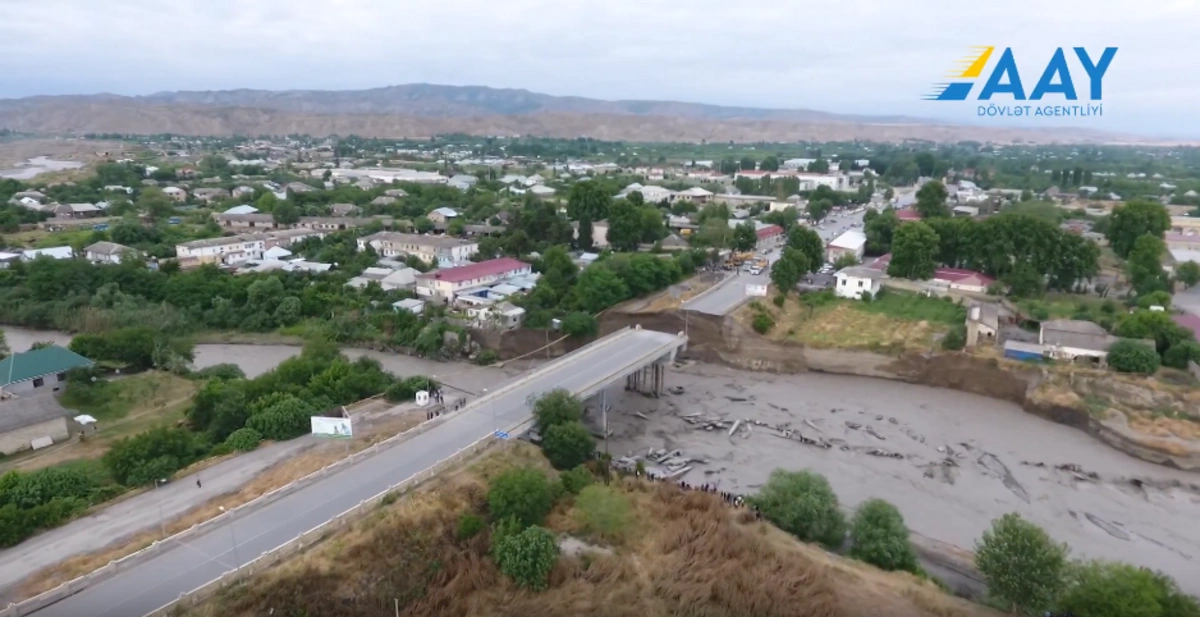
top-left (1, 0), bottom-right (1197, 137)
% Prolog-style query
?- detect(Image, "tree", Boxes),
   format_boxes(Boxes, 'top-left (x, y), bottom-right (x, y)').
top-left (785, 226), bottom-right (824, 272)
top-left (887, 222), bottom-right (939, 280)
top-left (1115, 309), bottom-right (1193, 356)
top-left (1003, 262), bottom-right (1045, 298)
top-left (808, 159), bottom-right (830, 173)
top-left (136, 187), bottom-right (176, 221)
top-left (576, 215), bottom-right (594, 251)
top-left (572, 484), bottom-right (632, 542)
top-left (492, 525), bottom-right (559, 591)
top-left (1176, 261), bottom-right (1200, 288)
top-left (732, 222), bottom-right (758, 251)
top-left (273, 200), bottom-right (300, 225)
top-left (488, 467), bottom-right (555, 527)
top-left (751, 469), bottom-right (846, 549)
top-left (914, 181), bottom-right (950, 218)
top-left (771, 248), bottom-right (809, 296)
top-left (760, 155), bottom-right (780, 171)
top-left (567, 180), bottom-right (611, 221)
top-left (561, 312), bottom-right (597, 338)
top-left (447, 219), bottom-right (465, 237)
top-left (739, 156), bottom-right (756, 170)
top-left (559, 465), bottom-right (594, 495)
top-left (848, 499), bottom-right (920, 574)
top-left (532, 389), bottom-right (584, 433)
top-left (1106, 200), bottom-right (1170, 258)
top-left (541, 422), bottom-right (595, 470)
top-left (974, 513), bottom-right (1068, 615)
top-left (574, 265), bottom-right (629, 313)
top-left (1127, 233), bottom-right (1169, 295)
top-left (691, 218), bottom-right (733, 248)
top-left (762, 207), bottom-right (799, 231)
top-left (807, 198), bottom-right (834, 222)
top-left (1057, 560), bottom-right (1164, 617)
top-left (864, 209), bottom-right (899, 255)
top-left (1107, 340), bottom-right (1161, 374)
top-left (606, 198), bottom-right (643, 252)
top-left (0, 329), bottom-right (7, 360)
top-left (415, 216), bottom-right (434, 233)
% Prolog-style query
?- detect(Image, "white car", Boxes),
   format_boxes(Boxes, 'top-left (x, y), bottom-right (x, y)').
top-left (749, 267), bottom-right (762, 275)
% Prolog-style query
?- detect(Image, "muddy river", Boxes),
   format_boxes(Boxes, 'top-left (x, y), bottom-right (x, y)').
top-left (599, 362), bottom-right (1200, 594)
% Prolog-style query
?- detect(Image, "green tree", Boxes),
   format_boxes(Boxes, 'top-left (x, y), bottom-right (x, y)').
top-left (567, 180), bottom-right (611, 221)
top-left (1175, 261), bottom-right (1200, 288)
top-left (1106, 200), bottom-right (1170, 258)
top-left (136, 187), bottom-right (176, 221)
top-left (573, 484), bottom-right (632, 542)
top-left (576, 215), bottom-right (595, 251)
top-left (1128, 234), bottom-right (1169, 295)
top-left (492, 525), bottom-right (559, 591)
top-left (1107, 340), bottom-right (1161, 374)
top-left (573, 265), bottom-right (629, 313)
top-left (561, 312), bottom-right (598, 338)
top-left (785, 226), bottom-right (824, 272)
top-left (414, 216), bottom-right (434, 233)
top-left (532, 389), bottom-right (584, 433)
top-left (770, 248), bottom-right (809, 295)
top-left (0, 329), bottom-right (8, 360)
top-left (1057, 560), bottom-right (1164, 617)
top-left (488, 467), bottom-right (555, 527)
top-left (864, 209), bottom-right (899, 255)
top-left (1003, 262), bottom-right (1045, 298)
top-left (739, 156), bottom-right (756, 170)
top-left (541, 421), bottom-right (595, 470)
top-left (807, 198), bottom-right (834, 222)
top-left (559, 465), bottom-right (594, 495)
top-left (732, 221), bottom-right (758, 252)
top-left (223, 427), bottom-right (262, 452)
top-left (751, 469), bottom-right (846, 549)
top-left (887, 221), bottom-right (939, 280)
top-left (447, 219), bottom-right (465, 237)
top-left (606, 198), bottom-right (643, 252)
top-left (974, 513), bottom-right (1068, 615)
top-left (760, 155), bottom-right (780, 171)
top-left (752, 312), bottom-right (775, 334)
top-left (914, 181), bottom-right (950, 218)
top-left (848, 499), bottom-right (920, 574)
top-left (273, 200), bottom-right (300, 225)
top-left (808, 159), bottom-right (830, 173)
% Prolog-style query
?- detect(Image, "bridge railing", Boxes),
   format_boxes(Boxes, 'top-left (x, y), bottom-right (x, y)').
top-left (0, 326), bottom-right (647, 617)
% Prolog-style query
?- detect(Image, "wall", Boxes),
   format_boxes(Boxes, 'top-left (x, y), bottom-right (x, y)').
top-left (0, 417), bottom-right (69, 456)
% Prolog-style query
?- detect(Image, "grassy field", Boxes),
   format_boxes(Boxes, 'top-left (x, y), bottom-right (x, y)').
top-left (738, 289), bottom-right (966, 353)
top-left (1, 372), bottom-right (198, 473)
top-left (1017, 293), bottom-right (1118, 323)
top-left (178, 442), bottom-right (996, 617)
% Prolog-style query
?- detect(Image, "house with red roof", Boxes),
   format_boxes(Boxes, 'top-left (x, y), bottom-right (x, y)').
top-left (866, 254), bottom-right (995, 293)
top-left (755, 224), bottom-right (785, 251)
top-left (895, 209), bottom-right (923, 222)
top-left (416, 257), bottom-right (532, 303)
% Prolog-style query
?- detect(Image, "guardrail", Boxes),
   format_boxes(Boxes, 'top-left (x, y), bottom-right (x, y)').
top-left (1, 326), bottom-right (650, 617)
top-left (141, 415), bottom-right (535, 617)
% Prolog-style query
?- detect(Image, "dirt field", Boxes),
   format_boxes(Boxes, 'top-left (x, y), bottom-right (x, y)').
top-left (179, 442), bottom-right (997, 617)
top-left (0, 137), bottom-right (131, 170)
top-left (598, 362), bottom-right (1200, 596)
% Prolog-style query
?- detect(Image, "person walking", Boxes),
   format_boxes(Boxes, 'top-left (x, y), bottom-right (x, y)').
top-left (196, 478), bottom-right (202, 489)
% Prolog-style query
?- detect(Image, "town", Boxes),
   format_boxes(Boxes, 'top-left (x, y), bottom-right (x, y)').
top-left (1, 131), bottom-right (1199, 617)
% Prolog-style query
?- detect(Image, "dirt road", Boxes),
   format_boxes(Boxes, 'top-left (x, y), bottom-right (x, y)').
top-left (599, 362), bottom-right (1200, 595)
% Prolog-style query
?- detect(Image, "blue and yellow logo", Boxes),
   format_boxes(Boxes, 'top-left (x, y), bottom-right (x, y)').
top-left (924, 46), bottom-right (1117, 102)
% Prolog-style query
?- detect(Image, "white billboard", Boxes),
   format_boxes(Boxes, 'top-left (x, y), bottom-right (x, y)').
top-left (311, 416), bottom-right (353, 438)
top-left (745, 284), bottom-right (768, 297)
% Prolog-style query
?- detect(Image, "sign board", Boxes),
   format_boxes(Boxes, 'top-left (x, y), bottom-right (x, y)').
top-left (745, 284), bottom-right (768, 297)
top-left (311, 416), bottom-right (353, 438)
top-left (493, 430), bottom-right (510, 440)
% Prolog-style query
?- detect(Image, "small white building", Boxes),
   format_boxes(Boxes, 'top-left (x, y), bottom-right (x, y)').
top-left (416, 258), bottom-right (532, 303)
top-left (392, 298), bottom-right (425, 315)
top-left (22, 246), bottom-right (74, 261)
top-left (84, 241), bottom-right (140, 264)
top-left (357, 231), bottom-right (478, 265)
top-left (833, 266), bottom-right (884, 300)
top-left (826, 230), bottom-right (867, 263)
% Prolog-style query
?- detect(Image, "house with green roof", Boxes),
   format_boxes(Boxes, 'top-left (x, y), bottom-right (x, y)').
top-left (0, 345), bottom-right (94, 396)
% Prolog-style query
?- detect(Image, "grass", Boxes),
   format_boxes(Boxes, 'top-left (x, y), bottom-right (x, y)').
top-left (737, 290), bottom-right (964, 353)
top-left (1017, 293), bottom-right (1117, 324)
top-left (176, 442), bottom-right (999, 617)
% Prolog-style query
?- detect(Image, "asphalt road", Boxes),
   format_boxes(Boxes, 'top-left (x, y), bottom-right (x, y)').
top-left (25, 327), bottom-right (684, 617)
top-left (682, 209), bottom-right (869, 315)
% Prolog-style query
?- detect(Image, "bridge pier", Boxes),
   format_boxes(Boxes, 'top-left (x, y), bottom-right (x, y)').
top-left (624, 362), bottom-right (666, 398)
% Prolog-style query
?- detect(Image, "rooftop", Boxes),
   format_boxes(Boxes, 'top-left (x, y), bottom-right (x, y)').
top-left (418, 257), bottom-right (530, 284)
top-left (827, 230), bottom-right (867, 250)
top-left (361, 231), bottom-right (476, 250)
top-left (836, 265), bottom-right (885, 280)
top-left (0, 392), bottom-right (70, 433)
top-left (0, 346), bottom-right (94, 389)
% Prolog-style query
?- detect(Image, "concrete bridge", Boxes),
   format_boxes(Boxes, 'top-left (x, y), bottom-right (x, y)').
top-left (14, 326), bottom-right (687, 617)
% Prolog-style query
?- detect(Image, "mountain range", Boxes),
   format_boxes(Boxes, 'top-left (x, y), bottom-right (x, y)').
top-left (0, 83), bottom-right (1145, 144)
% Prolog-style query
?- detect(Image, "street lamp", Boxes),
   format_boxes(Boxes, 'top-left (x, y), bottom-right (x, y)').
top-left (153, 478), bottom-right (167, 539)
top-left (218, 506), bottom-right (241, 570)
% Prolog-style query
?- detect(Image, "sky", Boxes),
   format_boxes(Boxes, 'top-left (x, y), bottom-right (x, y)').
top-left (1, 0), bottom-right (1198, 138)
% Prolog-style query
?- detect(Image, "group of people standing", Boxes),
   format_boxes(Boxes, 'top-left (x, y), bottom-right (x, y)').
top-left (631, 468), bottom-right (761, 520)
top-left (423, 387), bottom-right (469, 421)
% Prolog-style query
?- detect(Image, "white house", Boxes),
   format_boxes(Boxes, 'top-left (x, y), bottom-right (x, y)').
top-left (177, 235), bottom-right (267, 265)
top-left (22, 246), bottom-right (74, 261)
top-left (834, 266), bottom-right (884, 300)
top-left (392, 298), bottom-right (425, 315)
top-left (162, 186), bottom-right (188, 202)
top-left (84, 241), bottom-right (140, 264)
top-left (416, 258), bottom-right (532, 303)
top-left (427, 207), bottom-right (459, 224)
top-left (357, 231), bottom-right (478, 265)
top-left (826, 230), bottom-right (867, 263)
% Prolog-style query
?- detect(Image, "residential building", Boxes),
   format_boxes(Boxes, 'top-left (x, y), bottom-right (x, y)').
top-left (22, 246), bottom-right (74, 261)
top-left (675, 187), bottom-right (713, 204)
top-left (416, 257), bottom-right (532, 303)
top-left (232, 186), bottom-right (255, 198)
top-left (755, 224), bottom-right (785, 251)
top-left (383, 188), bottom-right (408, 198)
top-left (224, 204), bottom-right (259, 215)
top-left (285, 182), bottom-right (316, 195)
top-left (834, 266), bottom-right (883, 299)
top-left (357, 231), bottom-right (478, 265)
top-left (469, 302), bottom-right (526, 329)
top-left (329, 203), bottom-right (359, 216)
top-left (0, 252), bottom-right (20, 268)
top-left (427, 207), bottom-right (459, 224)
top-left (193, 188), bottom-right (230, 203)
top-left (371, 196), bottom-right (397, 206)
top-left (826, 230), bottom-right (867, 263)
top-left (392, 298), bottom-right (425, 315)
top-left (214, 213), bottom-right (278, 229)
top-left (447, 174), bottom-right (478, 190)
top-left (50, 203), bottom-right (102, 218)
top-left (294, 216), bottom-right (360, 231)
top-left (0, 346), bottom-right (94, 397)
top-left (965, 303), bottom-right (1001, 347)
top-left (177, 234), bottom-right (268, 265)
top-left (572, 220), bottom-right (610, 248)
top-left (162, 186), bottom-right (188, 202)
top-left (0, 393), bottom-right (74, 456)
top-left (1038, 319), bottom-right (1134, 365)
top-left (530, 185), bottom-right (556, 197)
top-left (931, 268), bottom-right (995, 293)
top-left (84, 241), bottom-right (140, 264)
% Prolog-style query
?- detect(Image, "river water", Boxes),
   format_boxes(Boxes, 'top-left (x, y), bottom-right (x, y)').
top-left (0, 157), bottom-right (85, 180)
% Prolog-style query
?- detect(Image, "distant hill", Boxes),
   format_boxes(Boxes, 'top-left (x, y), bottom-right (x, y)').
top-left (0, 84), bottom-right (1145, 144)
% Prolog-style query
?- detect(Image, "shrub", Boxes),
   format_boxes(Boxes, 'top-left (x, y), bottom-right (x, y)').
top-left (573, 484), bottom-right (632, 543)
top-left (941, 324), bottom-right (966, 350)
top-left (532, 389), bottom-right (584, 433)
top-left (975, 513), bottom-right (1068, 615)
top-left (193, 363), bottom-right (246, 381)
top-left (562, 312), bottom-right (598, 338)
top-left (541, 422), bottom-right (595, 470)
top-left (488, 467), bottom-right (555, 527)
top-left (1056, 560), bottom-right (1164, 617)
top-left (224, 427), bottom-right (262, 452)
top-left (1107, 339), bottom-right (1161, 374)
top-left (752, 313), bottom-right (775, 335)
top-left (456, 513), bottom-right (485, 541)
top-left (772, 294), bottom-right (786, 308)
top-left (848, 499), bottom-right (920, 573)
top-left (751, 469), bottom-right (846, 549)
top-left (559, 465), bottom-right (594, 495)
top-left (1162, 341), bottom-right (1200, 370)
top-left (384, 376), bottom-right (436, 402)
top-left (103, 427), bottom-right (210, 486)
top-left (492, 525), bottom-right (559, 591)
top-left (475, 349), bottom-right (499, 366)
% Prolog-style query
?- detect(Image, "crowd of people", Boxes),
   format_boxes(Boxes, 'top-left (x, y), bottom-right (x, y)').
top-left (424, 387), bottom-right (468, 420)
top-left (631, 467), bottom-right (761, 520)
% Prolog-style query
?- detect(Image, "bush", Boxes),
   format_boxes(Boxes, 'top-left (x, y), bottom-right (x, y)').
top-left (772, 294), bottom-right (786, 308)
top-left (751, 469), bottom-right (846, 549)
top-left (941, 324), bottom-right (966, 350)
top-left (1162, 341), bottom-right (1200, 370)
top-left (752, 313), bottom-right (775, 335)
top-left (848, 499), bottom-right (920, 573)
top-left (488, 467), bottom-right (555, 527)
top-left (475, 349), bottom-right (499, 366)
top-left (1056, 560), bottom-right (1165, 617)
top-left (572, 484), bottom-right (632, 543)
top-left (1107, 339), bottom-right (1161, 374)
top-left (384, 376), bottom-right (436, 402)
top-left (975, 513), bottom-right (1068, 615)
top-left (532, 389), bottom-right (584, 433)
top-left (541, 421), bottom-right (595, 470)
top-left (193, 363), bottom-right (246, 381)
top-left (562, 312), bottom-right (598, 338)
top-left (224, 427), bottom-right (262, 452)
top-left (559, 465), bottom-right (594, 495)
top-left (456, 513), bottom-right (485, 541)
top-left (103, 427), bottom-right (210, 486)
top-left (492, 525), bottom-right (559, 590)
